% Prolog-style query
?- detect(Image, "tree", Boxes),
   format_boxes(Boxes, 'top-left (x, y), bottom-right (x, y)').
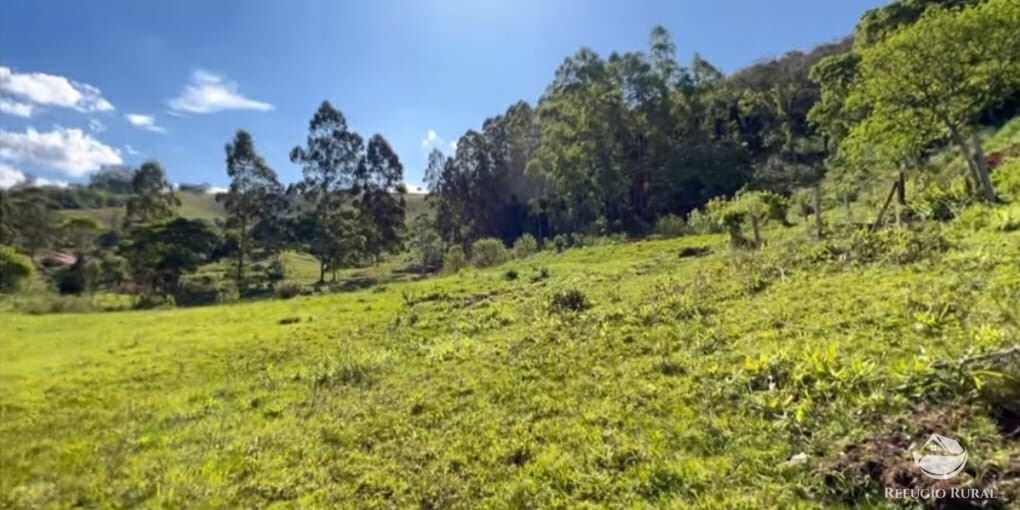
top-left (354, 134), bottom-right (407, 263)
top-left (125, 161), bottom-right (180, 225)
top-left (221, 130), bottom-right (284, 288)
top-left (290, 101), bottom-right (364, 283)
top-left (88, 165), bottom-right (135, 194)
top-left (842, 0), bottom-right (1020, 202)
top-left (0, 187), bottom-right (59, 258)
top-left (61, 217), bottom-right (101, 255)
top-left (408, 213), bottom-right (442, 271)
top-left (120, 218), bottom-right (221, 296)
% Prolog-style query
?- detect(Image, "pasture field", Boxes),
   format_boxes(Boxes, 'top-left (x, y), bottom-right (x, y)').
top-left (2, 223), bottom-right (1019, 508)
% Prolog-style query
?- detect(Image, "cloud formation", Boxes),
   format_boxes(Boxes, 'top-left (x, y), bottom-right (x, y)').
top-left (168, 70), bottom-right (273, 114)
top-left (0, 66), bottom-right (114, 113)
top-left (0, 127), bottom-right (123, 177)
top-left (0, 98), bottom-right (33, 117)
top-left (125, 113), bottom-right (167, 133)
top-left (0, 162), bottom-right (25, 189)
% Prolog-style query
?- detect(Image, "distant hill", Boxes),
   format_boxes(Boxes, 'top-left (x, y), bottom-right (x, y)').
top-left (61, 191), bottom-right (429, 228)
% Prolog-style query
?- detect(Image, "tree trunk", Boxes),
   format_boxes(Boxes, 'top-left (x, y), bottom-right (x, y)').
top-left (949, 127), bottom-right (994, 203)
top-left (318, 262), bottom-right (325, 284)
top-left (872, 180), bottom-right (899, 232)
top-left (969, 134), bottom-right (996, 203)
top-left (813, 186), bottom-right (823, 240)
top-left (896, 166), bottom-right (906, 228)
top-left (750, 215), bottom-right (762, 249)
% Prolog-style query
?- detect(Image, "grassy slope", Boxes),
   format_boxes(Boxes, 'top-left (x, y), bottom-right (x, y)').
top-left (61, 191), bottom-right (429, 228)
top-left (2, 223), bottom-right (1018, 508)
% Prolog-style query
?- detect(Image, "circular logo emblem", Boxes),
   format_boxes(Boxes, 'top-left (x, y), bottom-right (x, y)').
top-left (912, 434), bottom-right (967, 480)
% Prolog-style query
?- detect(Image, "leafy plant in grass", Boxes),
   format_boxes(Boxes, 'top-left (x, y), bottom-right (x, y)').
top-left (443, 245), bottom-right (468, 273)
top-left (653, 214), bottom-right (685, 238)
top-left (471, 238), bottom-right (509, 267)
top-left (549, 288), bottom-right (590, 313)
top-left (512, 234), bottom-right (538, 258)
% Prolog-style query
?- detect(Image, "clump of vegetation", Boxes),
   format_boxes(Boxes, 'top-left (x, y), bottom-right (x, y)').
top-left (512, 233), bottom-right (538, 258)
top-left (443, 245), bottom-right (468, 273)
top-left (0, 245), bottom-right (34, 292)
top-left (549, 288), bottom-right (591, 313)
top-left (471, 238), bottom-right (509, 267)
top-left (653, 214), bottom-right (685, 238)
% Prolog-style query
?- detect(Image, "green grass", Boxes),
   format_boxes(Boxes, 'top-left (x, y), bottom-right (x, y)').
top-left (3, 219), bottom-right (1018, 508)
top-left (61, 191), bottom-right (428, 229)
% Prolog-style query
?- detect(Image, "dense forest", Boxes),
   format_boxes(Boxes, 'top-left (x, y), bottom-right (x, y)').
top-left (1, 0), bottom-right (1018, 306)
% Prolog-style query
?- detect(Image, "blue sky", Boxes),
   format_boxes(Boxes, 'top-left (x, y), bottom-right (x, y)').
top-left (0, 0), bottom-right (887, 191)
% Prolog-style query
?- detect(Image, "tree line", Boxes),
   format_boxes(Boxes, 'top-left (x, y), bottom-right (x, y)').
top-left (1, 101), bottom-right (407, 301)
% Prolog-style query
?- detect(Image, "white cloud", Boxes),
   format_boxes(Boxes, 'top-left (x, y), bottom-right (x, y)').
top-left (168, 69), bottom-right (273, 114)
top-left (33, 176), bottom-right (69, 188)
top-left (89, 118), bottom-right (106, 133)
top-left (421, 129), bottom-right (449, 154)
top-left (0, 98), bottom-right (33, 117)
top-left (206, 186), bottom-right (228, 194)
top-left (0, 162), bottom-right (26, 188)
top-left (0, 127), bottom-right (123, 177)
top-left (123, 144), bottom-right (141, 156)
top-left (125, 113), bottom-right (167, 133)
top-left (450, 140), bottom-right (458, 151)
top-left (0, 66), bottom-right (114, 112)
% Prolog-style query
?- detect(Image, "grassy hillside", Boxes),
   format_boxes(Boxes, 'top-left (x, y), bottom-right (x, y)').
top-left (2, 221), bottom-right (1018, 507)
top-left (60, 191), bottom-right (428, 227)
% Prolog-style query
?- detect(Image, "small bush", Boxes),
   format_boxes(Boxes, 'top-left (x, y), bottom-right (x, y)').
top-left (531, 267), bottom-right (551, 282)
top-left (504, 269), bottom-right (519, 281)
top-left (265, 257), bottom-right (287, 284)
top-left (274, 282), bottom-right (308, 300)
top-left (552, 234), bottom-right (570, 253)
top-left (686, 208), bottom-right (720, 234)
top-left (173, 277), bottom-right (238, 307)
top-left (549, 289), bottom-right (591, 313)
top-left (443, 245), bottom-right (468, 273)
top-left (512, 234), bottom-right (538, 258)
top-left (993, 204), bottom-right (1020, 232)
top-left (471, 238), bottom-right (509, 268)
top-left (0, 245), bottom-right (33, 292)
top-left (653, 215), bottom-right (686, 238)
top-left (17, 294), bottom-right (99, 314)
top-left (134, 294), bottom-right (176, 310)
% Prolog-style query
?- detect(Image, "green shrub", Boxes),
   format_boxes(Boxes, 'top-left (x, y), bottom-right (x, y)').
top-left (910, 179), bottom-right (972, 221)
top-left (990, 158), bottom-right (1020, 202)
top-left (813, 225), bottom-right (951, 265)
top-left (549, 289), bottom-right (591, 313)
top-left (54, 264), bottom-right (88, 295)
top-left (18, 294), bottom-right (98, 314)
top-left (265, 257), bottom-right (287, 284)
top-left (552, 234), bottom-right (570, 253)
top-left (274, 282), bottom-right (309, 300)
top-left (653, 215), bottom-right (686, 238)
top-left (173, 277), bottom-right (238, 307)
top-left (443, 245), bottom-right (468, 273)
top-left (504, 269), bottom-right (519, 281)
top-left (992, 204), bottom-right (1020, 232)
top-left (0, 245), bottom-right (34, 292)
top-left (512, 234), bottom-right (538, 258)
top-left (134, 293), bottom-right (176, 310)
top-left (686, 208), bottom-right (720, 234)
top-left (531, 267), bottom-right (551, 282)
top-left (471, 238), bottom-right (509, 267)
